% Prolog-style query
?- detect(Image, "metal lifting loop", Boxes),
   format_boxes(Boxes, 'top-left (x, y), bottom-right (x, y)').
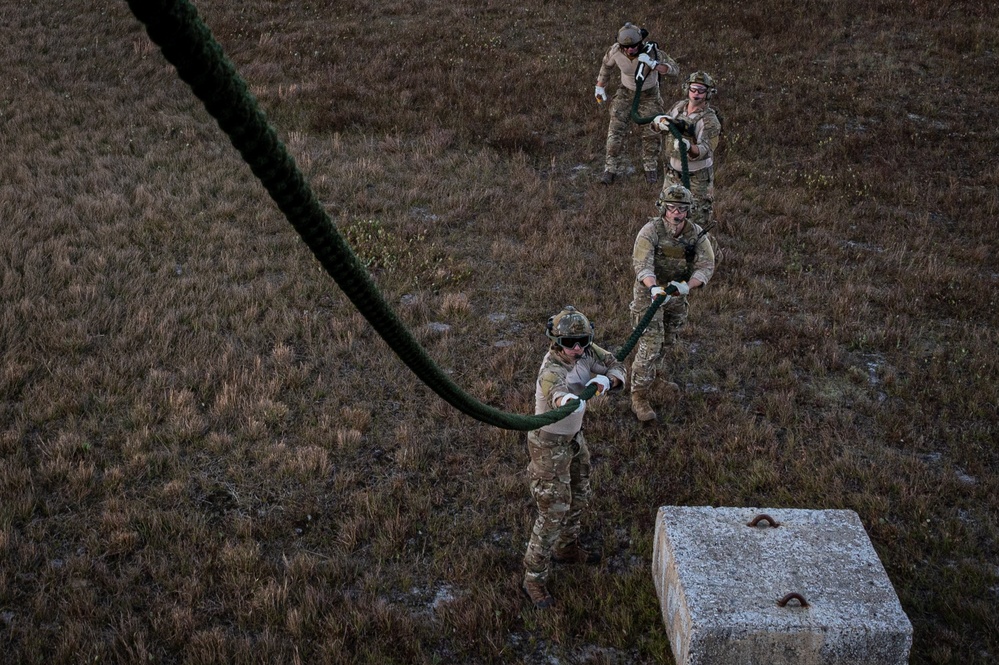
top-left (747, 514), bottom-right (781, 528)
top-left (777, 592), bottom-right (809, 608)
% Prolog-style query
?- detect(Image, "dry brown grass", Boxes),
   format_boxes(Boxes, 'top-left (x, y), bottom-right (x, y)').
top-left (1, 0), bottom-right (997, 663)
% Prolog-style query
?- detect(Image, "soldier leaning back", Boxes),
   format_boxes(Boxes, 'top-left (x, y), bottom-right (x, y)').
top-left (522, 306), bottom-right (626, 609)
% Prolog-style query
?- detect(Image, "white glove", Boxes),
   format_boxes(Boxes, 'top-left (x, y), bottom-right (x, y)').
top-left (594, 85), bottom-right (607, 103)
top-left (558, 393), bottom-right (586, 414)
top-left (650, 285), bottom-right (668, 299)
top-left (667, 280), bottom-right (690, 296)
top-left (637, 53), bottom-right (658, 69)
top-left (652, 115), bottom-right (672, 132)
top-left (673, 138), bottom-right (691, 153)
top-left (586, 375), bottom-right (611, 395)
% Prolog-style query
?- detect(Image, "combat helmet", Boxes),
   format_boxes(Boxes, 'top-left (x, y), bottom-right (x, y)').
top-left (656, 184), bottom-right (693, 214)
top-left (683, 71), bottom-right (717, 99)
top-left (617, 22), bottom-right (646, 48)
top-left (545, 306), bottom-right (594, 349)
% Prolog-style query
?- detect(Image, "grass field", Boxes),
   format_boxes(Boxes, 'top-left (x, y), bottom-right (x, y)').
top-left (2, 0), bottom-right (997, 662)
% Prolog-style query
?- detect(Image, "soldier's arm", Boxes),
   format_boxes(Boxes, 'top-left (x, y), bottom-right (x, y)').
top-left (589, 346), bottom-right (627, 390)
top-left (633, 225), bottom-right (659, 284)
top-left (539, 366), bottom-right (573, 408)
top-left (691, 112), bottom-right (722, 159)
top-left (653, 46), bottom-right (679, 77)
top-left (690, 231), bottom-right (715, 286)
top-left (596, 46), bottom-right (617, 88)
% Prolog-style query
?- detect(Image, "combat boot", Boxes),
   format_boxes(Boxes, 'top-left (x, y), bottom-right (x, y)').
top-left (644, 170), bottom-right (658, 185)
top-left (599, 170), bottom-right (616, 185)
top-left (553, 541), bottom-right (601, 565)
top-left (522, 579), bottom-right (553, 609)
top-left (631, 389), bottom-right (656, 422)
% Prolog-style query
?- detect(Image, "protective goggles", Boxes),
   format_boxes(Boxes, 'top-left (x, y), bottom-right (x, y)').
top-left (620, 43), bottom-right (642, 50)
top-left (556, 335), bottom-right (592, 350)
top-left (662, 203), bottom-right (690, 213)
top-left (689, 84), bottom-right (708, 93)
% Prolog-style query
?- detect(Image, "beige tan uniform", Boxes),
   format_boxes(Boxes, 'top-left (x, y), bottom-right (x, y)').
top-left (523, 345), bottom-right (625, 585)
top-left (629, 217), bottom-right (715, 391)
top-left (597, 44), bottom-right (679, 174)
top-left (662, 100), bottom-right (721, 226)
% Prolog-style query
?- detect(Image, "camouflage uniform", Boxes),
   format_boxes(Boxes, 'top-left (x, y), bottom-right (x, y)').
top-left (662, 99), bottom-right (721, 227)
top-left (597, 43), bottom-right (679, 175)
top-left (523, 344), bottom-right (626, 586)
top-left (630, 217), bottom-right (715, 392)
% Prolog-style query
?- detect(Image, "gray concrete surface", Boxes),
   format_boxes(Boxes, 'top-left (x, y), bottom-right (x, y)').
top-left (652, 506), bottom-right (912, 665)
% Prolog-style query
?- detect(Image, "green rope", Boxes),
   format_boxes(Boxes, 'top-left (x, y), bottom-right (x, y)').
top-left (629, 86), bottom-right (690, 189)
top-left (614, 294), bottom-right (668, 362)
top-left (125, 0), bottom-right (661, 430)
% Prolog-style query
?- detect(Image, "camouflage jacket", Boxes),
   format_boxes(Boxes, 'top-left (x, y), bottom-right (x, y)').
top-left (665, 99), bottom-right (721, 172)
top-left (534, 345), bottom-right (626, 437)
top-left (632, 217), bottom-right (715, 290)
top-left (597, 43), bottom-right (679, 92)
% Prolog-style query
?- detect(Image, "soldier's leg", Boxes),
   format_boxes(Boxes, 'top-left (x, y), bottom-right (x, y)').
top-left (638, 90), bottom-right (665, 174)
top-left (662, 167), bottom-right (683, 193)
top-left (629, 297), bottom-right (666, 392)
top-left (604, 88), bottom-right (633, 175)
top-left (658, 296), bottom-right (690, 389)
top-left (556, 432), bottom-right (592, 549)
top-left (689, 167), bottom-right (715, 227)
top-left (523, 433), bottom-right (574, 585)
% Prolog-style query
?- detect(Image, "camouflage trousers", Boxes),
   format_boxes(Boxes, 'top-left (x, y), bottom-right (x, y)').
top-left (605, 86), bottom-right (664, 174)
top-left (629, 289), bottom-right (689, 392)
top-left (664, 165), bottom-right (714, 228)
top-left (523, 429), bottom-right (591, 584)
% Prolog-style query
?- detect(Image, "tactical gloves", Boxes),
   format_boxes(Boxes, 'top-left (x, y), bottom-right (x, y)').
top-left (585, 375), bottom-right (611, 395)
top-left (650, 285), bottom-right (668, 299)
top-left (594, 85), bottom-right (607, 103)
top-left (637, 53), bottom-right (658, 69)
top-left (666, 281), bottom-right (690, 296)
top-left (651, 115), bottom-right (672, 132)
top-left (558, 393), bottom-right (586, 414)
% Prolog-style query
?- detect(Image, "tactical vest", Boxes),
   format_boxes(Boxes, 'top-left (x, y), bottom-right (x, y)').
top-left (653, 219), bottom-right (699, 283)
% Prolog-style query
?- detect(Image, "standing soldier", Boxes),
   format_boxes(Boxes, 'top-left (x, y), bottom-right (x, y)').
top-left (629, 185), bottom-right (715, 422)
top-left (595, 22), bottom-right (679, 186)
top-left (654, 71), bottom-right (722, 227)
top-left (522, 306), bottom-right (626, 609)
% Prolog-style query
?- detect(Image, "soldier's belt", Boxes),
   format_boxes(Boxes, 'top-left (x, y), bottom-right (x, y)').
top-left (537, 430), bottom-right (575, 443)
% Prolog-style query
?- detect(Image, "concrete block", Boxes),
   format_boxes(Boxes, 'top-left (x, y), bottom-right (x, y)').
top-left (652, 506), bottom-right (912, 665)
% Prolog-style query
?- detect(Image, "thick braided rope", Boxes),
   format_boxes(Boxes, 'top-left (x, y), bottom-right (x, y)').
top-left (613, 294), bottom-right (668, 362)
top-left (629, 89), bottom-right (690, 189)
top-left (125, 0), bottom-right (660, 429)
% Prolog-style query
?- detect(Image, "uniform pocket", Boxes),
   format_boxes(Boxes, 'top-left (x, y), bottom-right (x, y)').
top-left (527, 437), bottom-right (573, 483)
